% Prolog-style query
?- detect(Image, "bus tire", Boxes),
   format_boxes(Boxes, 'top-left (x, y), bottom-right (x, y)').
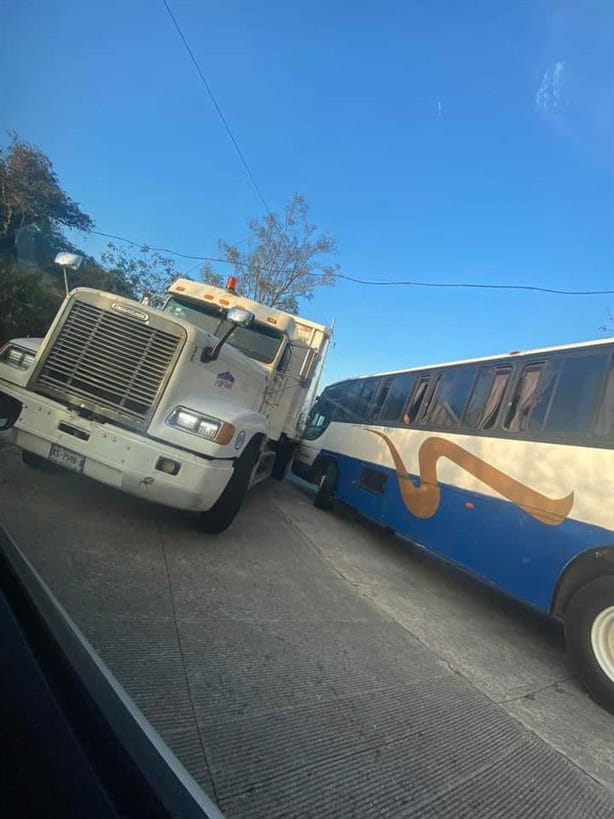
top-left (314, 462), bottom-right (337, 511)
top-left (271, 436), bottom-right (295, 481)
top-left (198, 441), bottom-right (259, 535)
top-left (565, 576), bottom-right (614, 714)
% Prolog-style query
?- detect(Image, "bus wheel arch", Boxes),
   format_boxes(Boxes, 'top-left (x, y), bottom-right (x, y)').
top-left (551, 546), bottom-right (614, 620)
top-left (313, 456), bottom-right (338, 511)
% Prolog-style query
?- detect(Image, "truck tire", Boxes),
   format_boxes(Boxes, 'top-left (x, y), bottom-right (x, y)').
top-left (271, 437), bottom-right (295, 481)
top-left (565, 576), bottom-right (614, 714)
top-left (198, 440), bottom-right (260, 535)
top-left (314, 461), bottom-right (337, 511)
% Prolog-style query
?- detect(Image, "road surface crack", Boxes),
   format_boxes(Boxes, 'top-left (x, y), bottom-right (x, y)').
top-left (498, 677), bottom-right (573, 705)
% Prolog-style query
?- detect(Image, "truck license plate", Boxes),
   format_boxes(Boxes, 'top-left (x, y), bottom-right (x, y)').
top-left (49, 444), bottom-right (85, 473)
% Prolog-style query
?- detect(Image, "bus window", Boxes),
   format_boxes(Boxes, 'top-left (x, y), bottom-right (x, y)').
top-left (402, 375), bottom-right (430, 424)
top-left (480, 368), bottom-right (512, 429)
top-left (424, 367), bottom-right (478, 429)
top-left (303, 394), bottom-right (331, 439)
top-left (379, 373), bottom-right (416, 422)
top-left (528, 361), bottom-right (560, 431)
top-left (356, 379), bottom-right (379, 420)
top-left (335, 380), bottom-right (364, 421)
top-left (595, 357), bottom-right (614, 438)
top-left (359, 466), bottom-right (388, 495)
top-left (544, 353), bottom-right (608, 437)
top-left (370, 377), bottom-right (392, 420)
top-left (464, 366), bottom-right (511, 430)
top-left (504, 364), bottom-right (543, 432)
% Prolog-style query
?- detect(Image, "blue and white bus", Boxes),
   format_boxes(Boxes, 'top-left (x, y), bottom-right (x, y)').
top-left (292, 338), bottom-right (614, 712)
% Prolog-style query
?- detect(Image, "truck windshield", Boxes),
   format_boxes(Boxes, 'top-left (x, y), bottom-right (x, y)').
top-left (164, 296), bottom-right (283, 364)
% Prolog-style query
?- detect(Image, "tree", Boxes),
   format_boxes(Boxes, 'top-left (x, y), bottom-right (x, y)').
top-left (0, 135), bottom-right (95, 342)
top-left (99, 242), bottom-right (180, 300)
top-left (69, 254), bottom-right (137, 298)
top-left (0, 263), bottom-right (63, 342)
top-left (200, 261), bottom-right (223, 289)
top-left (0, 133), bottom-right (93, 261)
top-left (214, 194), bottom-right (338, 314)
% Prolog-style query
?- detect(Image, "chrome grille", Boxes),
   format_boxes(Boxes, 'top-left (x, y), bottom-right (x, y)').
top-left (33, 300), bottom-right (184, 429)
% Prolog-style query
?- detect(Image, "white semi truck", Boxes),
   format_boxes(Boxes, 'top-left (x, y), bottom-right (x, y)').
top-left (0, 277), bottom-right (330, 532)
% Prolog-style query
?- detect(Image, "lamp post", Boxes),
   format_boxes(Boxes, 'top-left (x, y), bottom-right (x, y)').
top-left (54, 252), bottom-right (84, 297)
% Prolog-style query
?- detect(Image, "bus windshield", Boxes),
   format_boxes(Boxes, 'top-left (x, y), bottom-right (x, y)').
top-left (164, 296), bottom-right (283, 364)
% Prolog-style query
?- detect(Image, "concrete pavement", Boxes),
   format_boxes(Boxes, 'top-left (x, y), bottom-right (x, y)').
top-left (0, 445), bottom-right (613, 817)
top-left (277, 478), bottom-right (614, 791)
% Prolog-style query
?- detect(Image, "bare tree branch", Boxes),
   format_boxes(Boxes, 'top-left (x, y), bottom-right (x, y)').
top-left (214, 194), bottom-right (338, 314)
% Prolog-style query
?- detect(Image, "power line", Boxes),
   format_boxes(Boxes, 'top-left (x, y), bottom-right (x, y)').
top-left (94, 230), bottom-right (210, 261)
top-left (160, 0), bottom-right (271, 215)
top-left (91, 229), bottom-right (614, 297)
top-left (153, 3), bottom-right (612, 300)
top-left (335, 274), bottom-right (614, 296)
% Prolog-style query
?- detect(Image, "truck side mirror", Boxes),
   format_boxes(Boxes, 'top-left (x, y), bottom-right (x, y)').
top-left (201, 308), bottom-right (255, 363)
top-left (226, 307), bottom-right (253, 327)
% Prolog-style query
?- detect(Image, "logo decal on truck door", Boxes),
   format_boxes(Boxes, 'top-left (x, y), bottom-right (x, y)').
top-left (215, 371), bottom-right (235, 389)
top-left (366, 430), bottom-right (574, 526)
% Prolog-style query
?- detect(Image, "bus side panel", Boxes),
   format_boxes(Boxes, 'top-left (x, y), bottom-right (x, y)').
top-left (332, 451), bottom-right (388, 525)
top-left (328, 449), bottom-right (613, 612)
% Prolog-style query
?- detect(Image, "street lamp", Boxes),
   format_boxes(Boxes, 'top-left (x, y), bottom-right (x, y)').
top-left (54, 252), bottom-right (84, 297)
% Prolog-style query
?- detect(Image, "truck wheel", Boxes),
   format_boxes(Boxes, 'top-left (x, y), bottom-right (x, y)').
top-left (565, 576), bottom-right (614, 714)
top-left (198, 441), bottom-right (259, 535)
top-left (314, 462), bottom-right (337, 511)
top-left (271, 437), bottom-right (295, 481)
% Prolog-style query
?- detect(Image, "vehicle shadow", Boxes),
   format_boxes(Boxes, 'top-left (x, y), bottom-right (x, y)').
top-left (287, 475), bottom-right (565, 654)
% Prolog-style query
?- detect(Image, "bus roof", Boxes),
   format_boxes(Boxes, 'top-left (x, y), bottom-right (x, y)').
top-left (331, 336), bottom-right (614, 386)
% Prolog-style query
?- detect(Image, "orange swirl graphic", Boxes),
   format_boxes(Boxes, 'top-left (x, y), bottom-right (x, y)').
top-left (366, 431), bottom-right (574, 526)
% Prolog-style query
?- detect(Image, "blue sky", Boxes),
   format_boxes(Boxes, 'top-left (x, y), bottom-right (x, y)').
top-left (3, 0), bottom-right (613, 385)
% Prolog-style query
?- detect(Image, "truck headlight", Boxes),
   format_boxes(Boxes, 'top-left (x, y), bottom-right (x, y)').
top-left (166, 407), bottom-right (235, 445)
top-left (0, 344), bottom-right (35, 370)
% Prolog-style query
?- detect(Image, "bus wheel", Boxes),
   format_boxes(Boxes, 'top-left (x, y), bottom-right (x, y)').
top-left (565, 576), bottom-right (614, 714)
top-left (314, 462), bottom-right (337, 511)
top-left (198, 442), bottom-right (259, 535)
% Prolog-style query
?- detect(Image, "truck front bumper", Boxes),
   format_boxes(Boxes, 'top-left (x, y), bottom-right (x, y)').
top-left (0, 383), bottom-right (234, 512)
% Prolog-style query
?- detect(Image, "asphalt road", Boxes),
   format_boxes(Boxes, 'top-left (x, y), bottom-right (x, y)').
top-left (1, 443), bottom-right (613, 818)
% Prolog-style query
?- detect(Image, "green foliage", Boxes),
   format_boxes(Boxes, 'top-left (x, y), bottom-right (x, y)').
top-left (0, 137), bottom-right (340, 344)
top-left (215, 194), bottom-right (338, 314)
top-left (0, 133), bottom-right (92, 259)
top-left (70, 255), bottom-right (137, 298)
top-left (0, 135), bottom-right (94, 341)
top-left (200, 261), bottom-right (224, 288)
top-left (0, 260), bottom-right (63, 343)
top-left (100, 243), bottom-right (179, 299)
